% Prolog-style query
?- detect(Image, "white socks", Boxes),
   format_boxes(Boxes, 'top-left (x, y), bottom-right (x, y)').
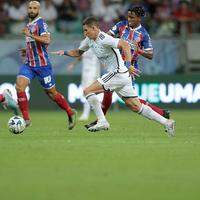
top-left (139, 104), bottom-right (167, 125)
top-left (82, 100), bottom-right (90, 118)
top-left (86, 93), bottom-right (106, 122)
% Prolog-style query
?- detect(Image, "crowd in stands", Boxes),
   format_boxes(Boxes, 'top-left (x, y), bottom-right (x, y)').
top-left (0, 0), bottom-right (199, 37)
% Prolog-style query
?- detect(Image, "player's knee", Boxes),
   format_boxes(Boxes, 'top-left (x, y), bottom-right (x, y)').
top-left (131, 105), bottom-right (140, 112)
top-left (45, 90), bottom-right (56, 100)
top-left (125, 99), bottom-right (140, 112)
top-left (15, 83), bottom-right (25, 92)
top-left (126, 103), bottom-right (139, 112)
top-left (16, 77), bottom-right (29, 92)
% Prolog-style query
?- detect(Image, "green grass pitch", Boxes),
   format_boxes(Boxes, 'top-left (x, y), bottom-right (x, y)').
top-left (0, 109), bottom-right (200, 200)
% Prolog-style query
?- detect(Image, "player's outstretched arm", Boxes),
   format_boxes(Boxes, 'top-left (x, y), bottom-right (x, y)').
top-left (118, 39), bottom-right (132, 62)
top-left (51, 49), bottom-right (84, 57)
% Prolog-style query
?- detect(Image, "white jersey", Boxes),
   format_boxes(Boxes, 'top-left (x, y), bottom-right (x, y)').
top-left (79, 31), bottom-right (128, 73)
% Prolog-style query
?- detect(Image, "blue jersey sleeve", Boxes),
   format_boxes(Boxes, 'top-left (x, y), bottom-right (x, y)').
top-left (38, 19), bottom-right (49, 36)
top-left (141, 31), bottom-right (153, 50)
top-left (109, 21), bottom-right (122, 36)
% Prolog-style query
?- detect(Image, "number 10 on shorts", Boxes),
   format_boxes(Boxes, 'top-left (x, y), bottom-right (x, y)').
top-left (44, 76), bottom-right (51, 84)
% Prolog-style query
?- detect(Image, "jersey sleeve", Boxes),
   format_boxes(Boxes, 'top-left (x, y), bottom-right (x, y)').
top-left (109, 22), bottom-right (121, 36)
top-left (79, 38), bottom-right (90, 52)
top-left (100, 33), bottom-right (120, 49)
top-left (141, 31), bottom-right (153, 50)
top-left (38, 19), bottom-right (50, 36)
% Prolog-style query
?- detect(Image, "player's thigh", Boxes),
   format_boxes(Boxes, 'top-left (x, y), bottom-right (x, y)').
top-left (16, 76), bottom-right (30, 91)
top-left (121, 92), bottom-right (142, 112)
top-left (16, 64), bottom-right (33, 91)
top-left (83, 80), bottom-right (104, 96)
top-left (117, 82), bottom-right (142, 111)
top-left (37, 66), bottom-right (56, 90)
top-left (44, 85), bottom-right (58, 100)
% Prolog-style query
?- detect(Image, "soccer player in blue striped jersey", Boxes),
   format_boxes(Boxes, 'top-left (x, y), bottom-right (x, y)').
top-left (85, 6), bottom-right (170, 129)
top-left (16, 1), bottom-right (76, 129)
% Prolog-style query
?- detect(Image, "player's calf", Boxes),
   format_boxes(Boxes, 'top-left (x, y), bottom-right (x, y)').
top-left (68, 109), bottom-right (77, 130)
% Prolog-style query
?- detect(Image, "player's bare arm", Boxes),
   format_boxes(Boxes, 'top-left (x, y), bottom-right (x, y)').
top-left (138, 48), bottom-right (153, 60)
top-left (51, 49), bottom-right (84, 57)
top-left (22, 27), bottom-right (51, 44)
top-left (130, 40), bottom-right (153, 60)
top-left (117, 39), bottom-right (132, 63)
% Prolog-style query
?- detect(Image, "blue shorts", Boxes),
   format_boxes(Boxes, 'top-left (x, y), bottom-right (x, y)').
top-left (18, 64), bottom-right (55, 89)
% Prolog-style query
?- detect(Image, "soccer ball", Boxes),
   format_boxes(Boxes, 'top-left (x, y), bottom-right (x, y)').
top-left (8, 116), bottom-right (26, 134)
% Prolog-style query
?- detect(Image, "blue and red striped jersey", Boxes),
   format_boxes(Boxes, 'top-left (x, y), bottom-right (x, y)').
top-left (109, 20), bottom-right (153, 67)
top-left (25, 17), bottom-right (50, 67)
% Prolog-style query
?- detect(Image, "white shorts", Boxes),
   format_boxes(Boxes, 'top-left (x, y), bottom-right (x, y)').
top-left (97, 71), bottom-right (137, 98)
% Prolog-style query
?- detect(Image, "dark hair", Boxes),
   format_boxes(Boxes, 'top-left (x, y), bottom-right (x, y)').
top-left (128, 6), bottom-right (145, 17)
top-left (82, 16), bottom-right (99, 27)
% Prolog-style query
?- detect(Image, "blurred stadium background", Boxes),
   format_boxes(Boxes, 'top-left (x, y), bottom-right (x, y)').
top-left (1, 1), bottom-right (200, 200)
top-left (0, 0), bottom-right (200, 110)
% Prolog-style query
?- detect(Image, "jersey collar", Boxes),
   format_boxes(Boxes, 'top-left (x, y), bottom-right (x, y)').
top-left (128, 24), bottom-right (142, 31)
top-left (134, 24), bottom-right (142, 31)
top-left (28, 16), bottom-right (41, 25)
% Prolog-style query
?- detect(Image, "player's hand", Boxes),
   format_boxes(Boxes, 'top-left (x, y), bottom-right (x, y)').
top-left (18, 48), bottom-right (26, 57)
top-left (22, 27), bottom-right (31, 37)
top-left (50, 50), bottom-right (65, 56)
top-left (125, 61), bottom-right (141, 77)
top-left (129, 65), bottom-right (141, 77)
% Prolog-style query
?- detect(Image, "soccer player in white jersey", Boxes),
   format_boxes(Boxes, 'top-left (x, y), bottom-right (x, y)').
top-left (52, 16), bottom-right (175, 136)
top-left (67, 46), bottom-right (100, 121)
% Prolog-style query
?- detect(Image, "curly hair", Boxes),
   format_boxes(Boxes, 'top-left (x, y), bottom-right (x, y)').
top-left (128, 6), bottom-right (145, 17)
